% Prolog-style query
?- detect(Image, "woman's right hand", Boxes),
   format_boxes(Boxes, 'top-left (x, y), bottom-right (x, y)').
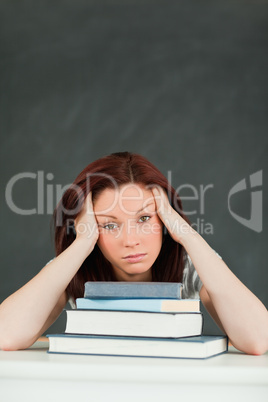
top-left (74, 192), bottom-right (99, 253)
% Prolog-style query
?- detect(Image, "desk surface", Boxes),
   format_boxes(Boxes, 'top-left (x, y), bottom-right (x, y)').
top-left (1, 340), bottom-right (268, 383)
top-left (1, 340), bottom-right (268, 402)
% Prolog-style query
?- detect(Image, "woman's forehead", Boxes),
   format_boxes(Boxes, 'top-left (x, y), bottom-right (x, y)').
top-left (94, 184), bottom-right (155, 215)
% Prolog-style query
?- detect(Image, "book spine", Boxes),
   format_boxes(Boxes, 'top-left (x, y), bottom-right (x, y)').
top-left (84, 282), bottom-right (182, 299)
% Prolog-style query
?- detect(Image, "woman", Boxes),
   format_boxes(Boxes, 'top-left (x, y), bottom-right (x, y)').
top-left (0, 152), bottom-right (267, 353)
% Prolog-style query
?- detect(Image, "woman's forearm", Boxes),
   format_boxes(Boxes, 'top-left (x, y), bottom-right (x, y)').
top-left (181, 230), bottom-right (268, 354)
top-left (0, 238), bottom-right (92, 350)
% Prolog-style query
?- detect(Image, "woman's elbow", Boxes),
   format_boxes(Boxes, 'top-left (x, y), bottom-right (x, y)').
top-left (232, 334), bottom-right (268, 356)
top-left (247, 339), bottom-right (268, 356)
top-left (0, 340), bottom-right (18, 351)
top-left (0, 336), bottom-right (19, 351)
top-left (0, 334), bottom-right (36, 351)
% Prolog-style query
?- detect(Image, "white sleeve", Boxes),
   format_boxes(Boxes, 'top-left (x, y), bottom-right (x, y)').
top-left (68, 298), bottom-right (77, 309)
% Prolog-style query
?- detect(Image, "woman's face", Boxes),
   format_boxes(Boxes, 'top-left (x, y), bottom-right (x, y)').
top-left (94, 183), bottom-right (163, 281)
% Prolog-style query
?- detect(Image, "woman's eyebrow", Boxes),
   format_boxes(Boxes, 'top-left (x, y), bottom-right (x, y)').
top-left (95, 214), bottom-right (118, 219)
top-left (95, 202), bottom-right (155, 219)
top-left (137, 202), bottom-right (155, 214)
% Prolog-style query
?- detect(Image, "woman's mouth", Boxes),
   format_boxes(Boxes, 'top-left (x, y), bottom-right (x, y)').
top-left (122, 253), bottom-right (147, 263)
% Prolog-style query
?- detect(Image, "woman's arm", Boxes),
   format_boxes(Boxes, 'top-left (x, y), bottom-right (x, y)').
top-left (0, 194), bottom-right (98, 351)
top-left (153, 187), bottom-right (268, 355)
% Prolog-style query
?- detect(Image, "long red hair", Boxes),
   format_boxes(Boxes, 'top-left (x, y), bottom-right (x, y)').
top-left (53, 152), bottom-right (191, 300)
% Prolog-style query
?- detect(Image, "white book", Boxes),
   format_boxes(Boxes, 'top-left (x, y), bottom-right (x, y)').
top-left (48, 334), bottom-right (228, 359)
top-left (65, 310), bottom-right (203, 338)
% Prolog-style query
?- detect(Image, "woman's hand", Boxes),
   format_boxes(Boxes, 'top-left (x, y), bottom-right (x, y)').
top-left (152, 186), bottom-right (195, 244)
top-left (74, 192), bottom-right (99, 252)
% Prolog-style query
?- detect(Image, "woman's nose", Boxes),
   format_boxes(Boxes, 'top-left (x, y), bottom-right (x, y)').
top-left (122, 223), bottom-right (140, 247)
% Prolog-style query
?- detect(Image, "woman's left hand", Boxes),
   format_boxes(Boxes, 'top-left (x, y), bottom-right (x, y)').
top-left (152, 186), bottom-right (195, 245)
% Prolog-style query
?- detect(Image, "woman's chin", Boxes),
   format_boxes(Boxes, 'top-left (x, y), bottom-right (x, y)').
top-left (112, 265), bottom-right (152, 281)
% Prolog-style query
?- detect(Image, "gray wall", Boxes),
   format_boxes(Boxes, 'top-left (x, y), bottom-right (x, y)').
top-left (1, 0), bottom-right (267, 335)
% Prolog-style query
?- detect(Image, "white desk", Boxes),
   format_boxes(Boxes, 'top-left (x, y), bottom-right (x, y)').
top-left (0, 340), bottom-right (267, 402)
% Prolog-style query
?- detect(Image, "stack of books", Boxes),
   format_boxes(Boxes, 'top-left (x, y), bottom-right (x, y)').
top-left (48, 282), bottom-right (228, 359)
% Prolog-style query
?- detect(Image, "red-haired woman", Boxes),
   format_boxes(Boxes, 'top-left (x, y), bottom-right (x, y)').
top-left (0, 152), bottom-right (267, 353)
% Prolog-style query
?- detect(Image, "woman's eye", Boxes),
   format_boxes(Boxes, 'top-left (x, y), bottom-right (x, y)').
top-left (103, 223), bottom-right (118, 230)
top-left (138, 215), bottom-right (150, 223)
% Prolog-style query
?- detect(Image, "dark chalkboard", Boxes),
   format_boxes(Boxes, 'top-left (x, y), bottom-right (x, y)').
top-left (1, 0), bottom-right (267, 335)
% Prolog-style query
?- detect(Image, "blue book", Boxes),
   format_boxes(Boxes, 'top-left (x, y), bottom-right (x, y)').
top-left (76, 297), bottom-right (200, 312)
top-left (84, 281), bottom-right (183, 299)
top-left (47, 334), bottom-right (228, 359)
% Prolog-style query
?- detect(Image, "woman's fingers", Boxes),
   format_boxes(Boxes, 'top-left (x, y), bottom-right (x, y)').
top-left (152, 187), bottom-right (174, 237)
top-left (152, 186), bottom-right (192, 243)
top-left (152, 187), bottom-right (174, 223)
top-left (74, 192), bottom-right (99, 242)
